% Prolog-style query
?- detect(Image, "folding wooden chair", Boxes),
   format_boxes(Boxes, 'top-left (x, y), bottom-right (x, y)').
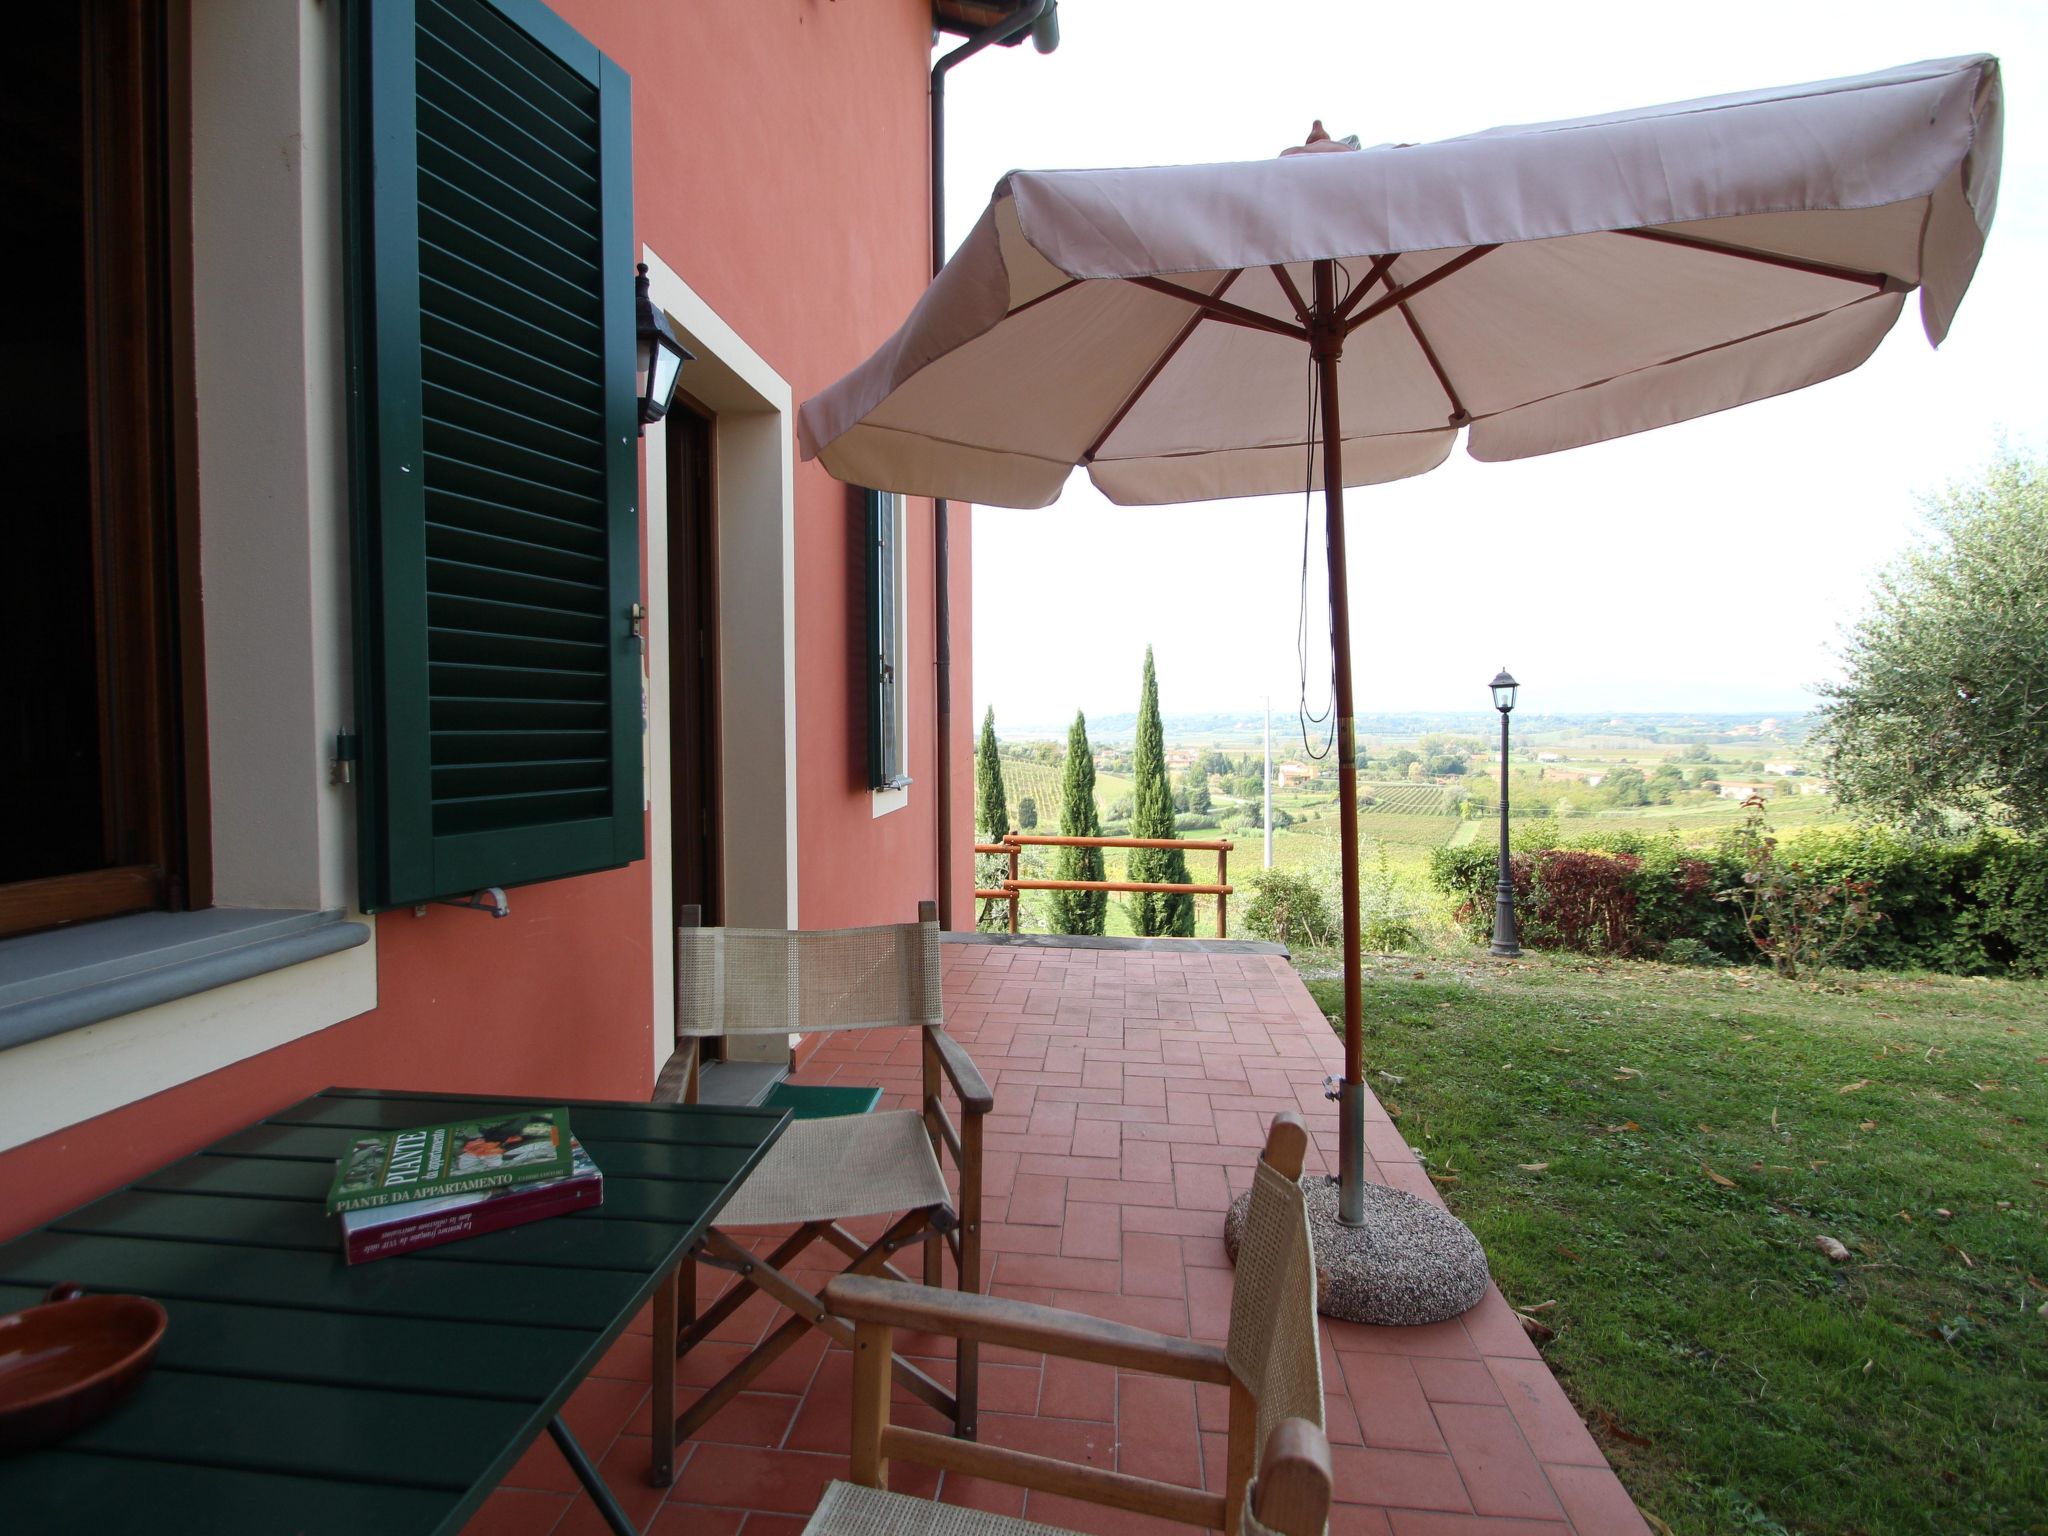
top-left (650, 900), bottom-right (992, 1472)
top-left (807, 1114), bottom-right (1326, 1536)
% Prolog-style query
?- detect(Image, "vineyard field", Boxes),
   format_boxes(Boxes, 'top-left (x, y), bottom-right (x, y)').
top-left (1359, 782), bottom-right (1459, 815)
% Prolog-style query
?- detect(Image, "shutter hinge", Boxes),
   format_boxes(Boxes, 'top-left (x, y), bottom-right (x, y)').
top-left (629, 602), bottom-right (647, 651)
top-left (330, 730), bottom-right (360, 786)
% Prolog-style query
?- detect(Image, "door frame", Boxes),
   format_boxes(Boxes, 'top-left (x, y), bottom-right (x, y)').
top-left (639, 248), bottom-right (798, 1083)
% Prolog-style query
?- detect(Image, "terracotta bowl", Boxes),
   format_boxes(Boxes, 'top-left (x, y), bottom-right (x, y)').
top-left (0, 1283), bottom-right (167, 1454)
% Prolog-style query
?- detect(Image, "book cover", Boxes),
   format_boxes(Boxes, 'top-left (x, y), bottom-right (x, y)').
top-left (340, 1138), bottom-right (604, 1265)
top-left (325, 1106), bottom-right (575, 1215)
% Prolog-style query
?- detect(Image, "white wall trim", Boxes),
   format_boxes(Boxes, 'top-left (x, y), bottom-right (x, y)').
top-left (0, 0), bottom-right (377, 1145)
top-left (639, 249), bottom-right (800, 1080)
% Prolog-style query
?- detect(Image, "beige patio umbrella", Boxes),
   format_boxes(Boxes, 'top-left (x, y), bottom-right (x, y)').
top-left (798, 54), bottom-right (2001, 1297)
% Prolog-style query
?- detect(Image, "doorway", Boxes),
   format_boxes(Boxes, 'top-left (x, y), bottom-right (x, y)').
top-left (666, 399), bottom-right (721, 925)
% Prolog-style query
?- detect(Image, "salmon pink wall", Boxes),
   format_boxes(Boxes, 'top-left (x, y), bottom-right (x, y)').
top-left (550, 0), bottom-right (966, 931)
top-left (0, 1), bottom-right (960, 1241)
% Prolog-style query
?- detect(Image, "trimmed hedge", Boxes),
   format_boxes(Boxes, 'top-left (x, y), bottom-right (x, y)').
top-left (1428, 825), bottom-right (2048, 975)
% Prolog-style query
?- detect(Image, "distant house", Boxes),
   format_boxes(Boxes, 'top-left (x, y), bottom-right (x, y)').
top-left (1764, 762), bottom-right (1804, 775)
top-left (1276, 762), bottom-right (1313, 786)
top-left (1583, 773), bottom-right (1606, 789)
top-left (1719, 782), bottom-right (1769, 800)
top-left (1537, 752), bottom-right (1562, 763)
top-left (1799, 779), bottom-right (1833, 796)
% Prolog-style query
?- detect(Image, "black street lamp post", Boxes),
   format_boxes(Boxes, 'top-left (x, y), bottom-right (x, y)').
top-left (1489, 668), bottom-right (1521, 958)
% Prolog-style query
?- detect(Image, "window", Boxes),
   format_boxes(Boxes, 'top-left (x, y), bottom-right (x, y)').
top-left (0, 1), bottom-right (198, 941)
top-left (344, 0), bottom-right (643, 911)
top-left (865, 490), bottom-right (911, 795)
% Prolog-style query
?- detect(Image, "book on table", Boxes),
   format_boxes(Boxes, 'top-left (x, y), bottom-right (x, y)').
top-left (340, 1136), bottom-right (604, 1265)
top-left (325, 1106), bottom-right (578, 1215)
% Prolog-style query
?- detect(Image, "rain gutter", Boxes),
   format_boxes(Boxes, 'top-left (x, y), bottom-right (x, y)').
top-left (929, 1), bottom-right (1056, 930)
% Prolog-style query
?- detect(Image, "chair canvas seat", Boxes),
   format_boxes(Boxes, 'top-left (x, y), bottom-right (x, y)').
top-left (718, 1109), bottom-right (949, 1227)
top-left (808, 1481), bottom-right (1075, 1536)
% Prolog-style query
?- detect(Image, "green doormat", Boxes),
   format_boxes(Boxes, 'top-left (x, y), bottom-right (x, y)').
top-left (762, 1081), bottom-right (883, 1120)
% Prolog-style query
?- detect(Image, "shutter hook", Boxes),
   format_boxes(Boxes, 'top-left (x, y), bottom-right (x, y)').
top-left (416, 888), bottom-right (511, 919)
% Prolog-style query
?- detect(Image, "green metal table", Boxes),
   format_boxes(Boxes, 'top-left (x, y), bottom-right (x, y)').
top-left (0, 1086), bottom-right (788, 1535)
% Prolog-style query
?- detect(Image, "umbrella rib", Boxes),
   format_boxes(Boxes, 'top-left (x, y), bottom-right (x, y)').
top-left (1374, 259), bottom-right (1470, 424)
top-left (1007, 277), bottom-right (1086, 319)
top-left (1345, 245), bottom-right (1499, 335)
top-left (1084, 270), bottom-right (1245, 464)
top-left (1332, 254), bottom-right (1400, 322)
top-left (1127, 275), bottom-right (1308, 341)
top-left (1616, 227), bottom-right (1892, 289)
top-left (1269, 264), bottom-right (1311, 326)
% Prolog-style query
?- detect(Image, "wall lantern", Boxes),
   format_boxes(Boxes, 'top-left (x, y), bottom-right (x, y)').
top-left (1490, 668), bottom-right (1519, 714)
top-left (635, 262), bottom-right (691, 432)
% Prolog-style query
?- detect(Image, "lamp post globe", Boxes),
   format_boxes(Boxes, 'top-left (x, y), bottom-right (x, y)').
top-left (1489, 669), bottom-right (1521, 958)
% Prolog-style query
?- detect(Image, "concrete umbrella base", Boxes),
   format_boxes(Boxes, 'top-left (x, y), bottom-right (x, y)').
top-left (1225, 1176), bottom-right (1490, 1327)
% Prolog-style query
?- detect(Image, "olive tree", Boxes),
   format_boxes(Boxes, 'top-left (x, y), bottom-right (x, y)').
top-left (1816, 450), bottom-right (2048, 838)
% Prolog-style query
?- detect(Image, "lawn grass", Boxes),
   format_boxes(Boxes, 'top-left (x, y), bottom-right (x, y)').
top-left (1301, 954), bottom-right (2048, 1536)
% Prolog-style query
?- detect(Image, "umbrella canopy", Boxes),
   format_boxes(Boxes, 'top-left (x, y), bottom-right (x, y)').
top-left (798, 52), bottom-right (2001, 1243)
top-left (799, 54), bottom-right (2000, 508)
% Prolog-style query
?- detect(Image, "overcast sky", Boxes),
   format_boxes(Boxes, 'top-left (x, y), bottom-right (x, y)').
top-left (941, 3), bottom-right (2045, 733)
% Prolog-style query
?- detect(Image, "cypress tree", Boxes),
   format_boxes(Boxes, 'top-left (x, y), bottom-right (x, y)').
top-left (1051, 712), bottom-right (1107, 935)
top-left (975, 708), bottom-right (1010, 932)
top-left (1127, 647), bottom-right (1195, 936)
top-left (976, 707), bottom-right (1008, 839)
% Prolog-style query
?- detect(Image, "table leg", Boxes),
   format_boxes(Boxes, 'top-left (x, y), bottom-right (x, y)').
top-left (650, 1259), bottom-right (679, 1487)
top-left (549, 1416), bottom-right (643, 1536)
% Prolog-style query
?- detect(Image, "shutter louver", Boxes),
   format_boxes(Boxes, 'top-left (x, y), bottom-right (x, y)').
top-left (347, 0), bottom-right (641, 910)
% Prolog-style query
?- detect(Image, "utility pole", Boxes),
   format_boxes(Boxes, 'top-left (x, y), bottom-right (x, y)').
top-left (1263, 694), bottom-right (1273, 869)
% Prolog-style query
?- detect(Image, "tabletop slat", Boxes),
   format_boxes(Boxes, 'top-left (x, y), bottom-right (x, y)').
top-left (54, 1369), bottom-right (528, 1490)
top-left (55, 1188), bottom-right (689, 1274)
top-left (0, 1283), bottom-right (586, 1398)
top-left (0, 1230), bottom-right (647, 1332)
top-left (289, 1089), bottom-right (785, 1147)
top-left (210, 1121), bottom-right (764, 1184)
top-left (3, 1453), bottom-right (456, 1535)
top-left (131, 1153), bottom-right (737, 1222)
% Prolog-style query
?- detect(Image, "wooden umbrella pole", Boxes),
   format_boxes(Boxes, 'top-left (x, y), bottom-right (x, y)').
top-left (1312, 260), bottom-right (1368, 1226)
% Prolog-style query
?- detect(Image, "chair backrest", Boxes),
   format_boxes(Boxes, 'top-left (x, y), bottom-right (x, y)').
top-left (1226, 1115), bottom-right (1324, 1454)
top-left (675, 904), bottom-right (940, 1040)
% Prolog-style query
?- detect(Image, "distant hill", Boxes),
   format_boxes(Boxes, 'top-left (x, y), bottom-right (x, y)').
top-left (988, 709), bottom-right (1817, 747)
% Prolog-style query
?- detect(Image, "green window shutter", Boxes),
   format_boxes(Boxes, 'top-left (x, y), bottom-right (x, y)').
top-left (865, 489), bottom-right (905, 791)
top-left (345, 0), bottom-right (641, 911)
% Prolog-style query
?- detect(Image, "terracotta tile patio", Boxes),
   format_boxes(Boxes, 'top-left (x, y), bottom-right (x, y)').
top-left (466, 938), bottom-right (1650, 1536)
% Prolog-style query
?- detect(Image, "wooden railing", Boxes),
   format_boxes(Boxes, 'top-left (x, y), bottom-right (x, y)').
top-left (974, 833), bottom-right (1234, 937)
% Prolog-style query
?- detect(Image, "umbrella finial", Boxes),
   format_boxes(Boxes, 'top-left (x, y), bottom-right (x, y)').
top-left (1281, 120), bottom-right (1362, 157)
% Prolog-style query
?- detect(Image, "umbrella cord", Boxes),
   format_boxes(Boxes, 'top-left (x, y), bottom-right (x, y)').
top-left (1297, 349), bottom-right (1336, 762)
top-left (1299, 260), bottom-right (1365, 763)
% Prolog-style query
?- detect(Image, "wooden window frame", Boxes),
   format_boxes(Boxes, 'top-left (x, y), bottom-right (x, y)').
top-left (865, 489), bottom-right (910, 794)
top-left (0, 0), bottom-right (205, 941)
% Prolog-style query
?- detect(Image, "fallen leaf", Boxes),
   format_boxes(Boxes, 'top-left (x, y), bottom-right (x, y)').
top-left (1594, 1408), bottom-right (1652, 1447)
top-left (1523, 1299), bottom-right (1558, 1312)
top-left (1642, 1510), bottom-right (1677, 1536)
top-left (1376, 1070), bottom-right (1405, 1085)
top-left (1739, 1033), bottom-right (1758, 1041)
top-left (1703, 1165), bottom-right (1737, 1188)
top-left (1898, 1209), bottom-right (1914, 1223)
top-left (1613, 1066), bottom-right (1642, 1079)
top-left (1815, 1235), bottom-right (1851, 1262)
top-left (1556, 1245), bottom-right (1583, 1263)
top-left (1972, 1081), bottom-right (2000, 1093)
top-left (1517, 1312), bottom-right (1555, 1344)
top-left (1428, 1172), bottom-right (1460, 1186)
top-left (1838, 1079), bottom-right (1872, 1094)
top-left (1859, 1120), bottom-right (1878, 1131)
top-left (1698, 1122), bottom-right (1715, 1133)
top-left (1411, 970), bottom-right (1427, 979)
top-left (1770, 1107), bottom-right (1779, 1131)
top-left (1517, 1162), bottom-right (1549, 1172)
top-left (2030, 1275), bottom-right (2048, 1293)
top-left (1810, 1160), bottom-right (1831, 1170)
top-left (1862, 1358), bottom-right (1874, 1374)
top-left (1936, 1208), bottom-right (1954, 1220)
top-left (1950, 1246), bottom-right (1975, 1269)
top-left (1545, 1044), bottom-right (1572, 1055)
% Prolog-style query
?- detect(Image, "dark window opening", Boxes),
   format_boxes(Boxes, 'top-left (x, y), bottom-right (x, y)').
top-left (0, 1), bottom-right (193, 939)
